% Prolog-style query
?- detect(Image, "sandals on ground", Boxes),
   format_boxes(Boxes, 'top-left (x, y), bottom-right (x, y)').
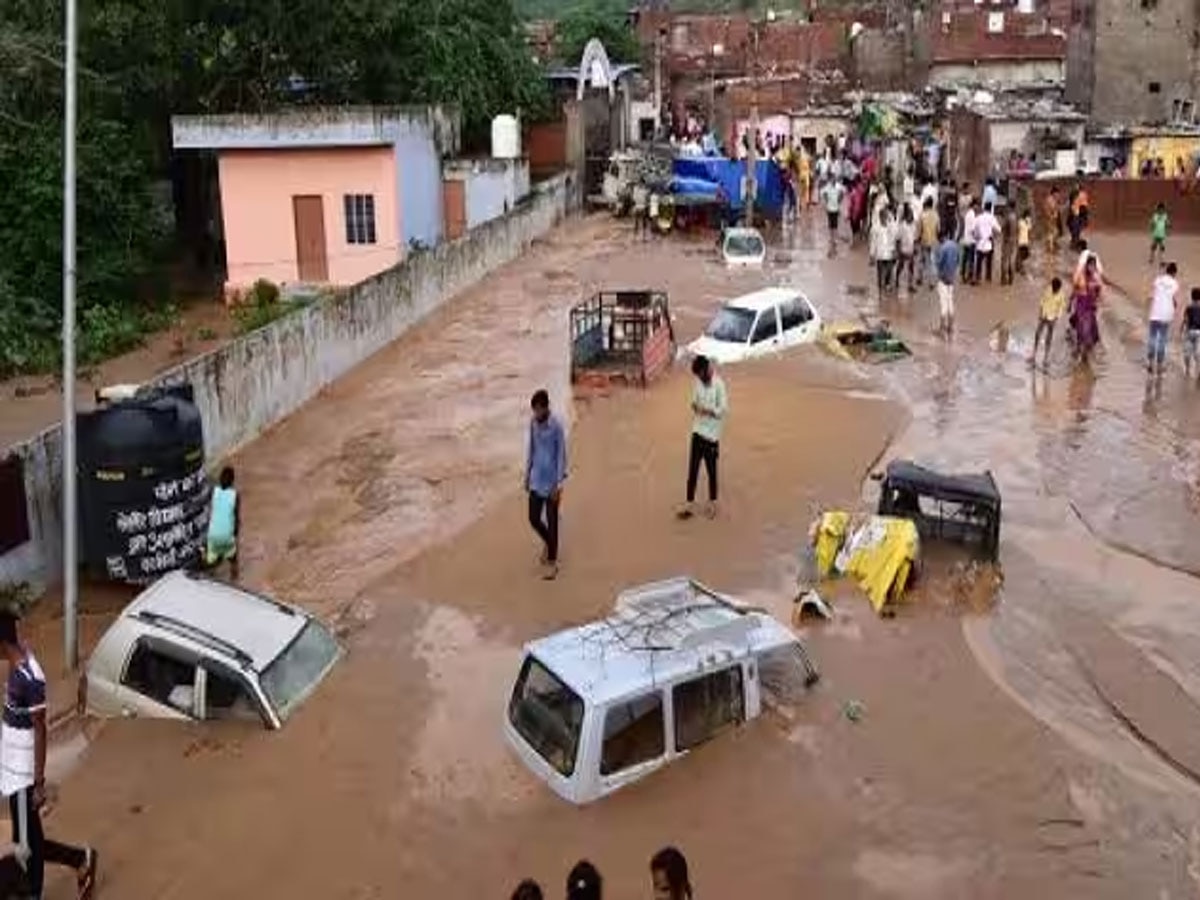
top-left (77, 847), bottom-right (97, 900)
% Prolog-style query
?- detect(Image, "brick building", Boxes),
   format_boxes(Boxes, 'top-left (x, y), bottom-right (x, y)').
top-left (1066, 0), bottom-right (1200, 126)
top-left (631, 6), bottom-right (883, 127)
top-left (926, 7), bottom-right (1068, 89)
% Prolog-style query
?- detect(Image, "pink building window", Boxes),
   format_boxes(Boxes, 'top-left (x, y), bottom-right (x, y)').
top-left (343, 194), bottom-right (378, 245)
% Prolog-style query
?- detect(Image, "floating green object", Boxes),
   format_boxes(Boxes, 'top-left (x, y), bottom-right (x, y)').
top-left (843, 699), bottom-right (866, 723)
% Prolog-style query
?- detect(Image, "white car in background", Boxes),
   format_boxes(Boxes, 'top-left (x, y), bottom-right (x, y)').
top-left (81, 570), bottom-right (342, 729)
top-left (687, 287), bottom-right (822, 365)
top-left (720, 227), bottom-right (766, 267)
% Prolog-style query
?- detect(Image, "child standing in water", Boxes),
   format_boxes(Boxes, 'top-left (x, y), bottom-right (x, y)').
top-left (205, 466), bottom-right (240, 580)
top-left (1150, 202), bottom-right (1170, 266)
top-left (1032, 276), bottom-right (1067, 370)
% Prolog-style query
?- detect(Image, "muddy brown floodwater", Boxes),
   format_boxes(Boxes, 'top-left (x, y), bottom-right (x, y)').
top-left (33, 216), bottom-right (1200, 898)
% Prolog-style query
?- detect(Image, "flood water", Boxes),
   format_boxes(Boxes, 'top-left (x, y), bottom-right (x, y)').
top-left (37, 215), bottom-right (1200, 898)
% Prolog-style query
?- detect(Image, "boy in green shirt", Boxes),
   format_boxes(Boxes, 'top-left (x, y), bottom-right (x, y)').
top-left (1150, 203), bottom-right (1169, 266)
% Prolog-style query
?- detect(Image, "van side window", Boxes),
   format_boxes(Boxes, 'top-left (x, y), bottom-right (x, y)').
top-left (202, 665), bottom-right (262, 723)
top-left (779, 298), bottom-right (812, 331)
top-left (122, 642), bottom-right (196, 714)
top-left (751, 311), bottom-right (779, 344)
top-left (673, 665), bottom-right (745, 751)
top-left (601, 692), bottom-right (665, 775)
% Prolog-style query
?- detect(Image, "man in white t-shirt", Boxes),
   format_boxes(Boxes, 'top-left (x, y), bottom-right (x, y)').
top-left (0, 613), bottom-right (96, 898)
top-left (960, 200), bottom-right (978, 284)
top-left (972, 203), bottom-right (1000, 284)
top-left (820, 179), bottom-right (846, 253)
top-left (1075, 239), bottom-right (1104, 282)
top-left (815, 153), bottom-right (831, 185)
top-left (1147, 261), bottom-right (1179, 375)
top-left (919, 179), bottom-right (939, 212)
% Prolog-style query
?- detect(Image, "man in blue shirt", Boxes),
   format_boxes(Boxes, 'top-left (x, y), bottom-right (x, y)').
top-left (935, 228), bottom-right (961, 338)
top-left (525, 390), bottom-right (567, 580)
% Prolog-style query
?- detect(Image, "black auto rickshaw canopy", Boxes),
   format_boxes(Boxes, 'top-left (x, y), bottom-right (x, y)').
top-left (875, 459), bottom-right (1001, 561)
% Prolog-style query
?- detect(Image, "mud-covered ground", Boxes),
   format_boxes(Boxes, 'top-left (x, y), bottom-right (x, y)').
top-left (28, 216), bottom-right (1200, 898)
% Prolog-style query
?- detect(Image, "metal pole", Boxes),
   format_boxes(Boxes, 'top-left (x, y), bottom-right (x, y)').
top-left (62, 0), bottom-right (79, 670)
top-left (746, 24), bottom-right (760, 225)
top-left (654, 29), bottom-right (663, 138)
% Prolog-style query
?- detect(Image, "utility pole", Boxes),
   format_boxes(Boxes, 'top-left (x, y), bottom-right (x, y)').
top-left (745, 20), bottom-right (761, 225)
top-left (63, 0), bottom-right (79, 670)
top-left (654, 28), bottom-right (663, 138)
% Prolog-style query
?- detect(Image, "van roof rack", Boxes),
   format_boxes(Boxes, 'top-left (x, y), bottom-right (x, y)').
top-left (133, 610), bottom-right (254, 668)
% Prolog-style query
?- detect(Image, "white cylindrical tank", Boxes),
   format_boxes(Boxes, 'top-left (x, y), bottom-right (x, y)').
top-left (491, 115), bottom-right (520, 159)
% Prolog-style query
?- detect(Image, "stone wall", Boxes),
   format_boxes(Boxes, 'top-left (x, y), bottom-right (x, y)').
top-left (1027, 177), bottom-right (1200, 233)
top-left (0, 173), bottom-right (574, 593)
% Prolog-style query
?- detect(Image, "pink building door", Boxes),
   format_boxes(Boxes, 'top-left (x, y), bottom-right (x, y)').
top-left (292, 195), bottom-right (328, 282)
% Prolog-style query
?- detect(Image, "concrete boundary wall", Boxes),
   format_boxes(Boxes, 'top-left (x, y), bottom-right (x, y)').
top-left (1, 173), bottom-right (574, 592)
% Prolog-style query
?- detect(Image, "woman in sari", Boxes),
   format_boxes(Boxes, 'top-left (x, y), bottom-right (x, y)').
top-left (1070, 255), bottom-right (1102, 365)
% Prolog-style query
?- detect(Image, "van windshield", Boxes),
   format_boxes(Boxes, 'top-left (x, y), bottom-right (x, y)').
top-left (260, 620), bottom-right (340, 721)
top-left (724, 232), bottom-right (765, 259)
top-left (704, 306), bottom-right (756, 343)
top-left (508, 656), bottom-right (584, 777)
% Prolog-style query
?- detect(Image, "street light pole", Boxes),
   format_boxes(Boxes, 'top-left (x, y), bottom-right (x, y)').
top-left (745, 23), bottom-right (760, 225)
top-left (63, 0), bottom-right (79, 670)
top-left (745, 10), bottom-right (774, 226)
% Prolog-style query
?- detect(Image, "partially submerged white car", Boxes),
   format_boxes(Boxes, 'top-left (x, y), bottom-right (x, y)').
top-left (720, 227), bottom-right (766, 267)
top-left (687, 287), bottom-right (821, 365)
top-left (504, 577), bottom-right (817, 805)
top-left (81, 570), bottom-right (341, 729)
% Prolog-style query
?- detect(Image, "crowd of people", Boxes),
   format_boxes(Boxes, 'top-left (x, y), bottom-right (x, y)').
top-left (797, 145), bottom-right (1194, 378)
top-left (511, 847), bottom-right (694, 900)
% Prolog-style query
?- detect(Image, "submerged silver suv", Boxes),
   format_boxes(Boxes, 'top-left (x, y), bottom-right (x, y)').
top-left (81, 571), bottom-right (341, 729)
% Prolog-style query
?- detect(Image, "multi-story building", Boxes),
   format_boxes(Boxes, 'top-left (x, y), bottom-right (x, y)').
top-left (1066, 0), bottom-right (1200, 126)
top-left (631, 6), bottom-right (881, 126)
top-left (925, 3), bottom-right (1069, 90)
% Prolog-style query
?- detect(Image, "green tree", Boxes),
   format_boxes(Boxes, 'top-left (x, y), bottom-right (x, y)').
top-left (0, 9), bottom-right (168, 375)
top-left (555, 2), bottom-right (641, 64)
top-left (0, 0), bottom-right (549, 376)
top-left (387, 0), bottom-right (549, 138)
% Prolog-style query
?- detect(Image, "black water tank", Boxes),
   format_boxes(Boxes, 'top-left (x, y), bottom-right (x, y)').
top-left (78, 384), bottom-right (208, 584)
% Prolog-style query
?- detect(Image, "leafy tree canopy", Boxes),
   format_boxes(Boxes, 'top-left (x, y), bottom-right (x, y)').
top-left (0, 0), bottom-right (547, 376)
top-left (554, 1), bottom-right (642, 65)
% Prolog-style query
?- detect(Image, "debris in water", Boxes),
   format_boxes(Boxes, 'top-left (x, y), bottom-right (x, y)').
top-left (807, 509), bottom-right (919, 616)
top-left (989, 322), bottom-right (1011, 354)
top-left (793, 589), bottom-right (833, 624)
top-left (947, 560), bottom-right (1003, 613)
top-left (824, 321), bottom-right (912, 364)
top-left (843, 699), bottom-right (866, 723)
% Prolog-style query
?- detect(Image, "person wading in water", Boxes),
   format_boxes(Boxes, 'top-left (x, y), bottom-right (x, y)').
top-left (524, 389), bottom-right (567, 580)
top-left (678, 355), bottom-right (727, 521)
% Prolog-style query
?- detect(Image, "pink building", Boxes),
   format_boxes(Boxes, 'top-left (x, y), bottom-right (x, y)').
top-left (172, 107), bottom-right (459, 296)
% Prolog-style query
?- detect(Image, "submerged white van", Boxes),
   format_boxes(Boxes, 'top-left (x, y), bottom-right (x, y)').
top-left (503, 577), bottom-right (817, 805)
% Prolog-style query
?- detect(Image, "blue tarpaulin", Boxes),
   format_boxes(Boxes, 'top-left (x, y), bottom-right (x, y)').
top-left (670, 175), bottom-right (721, 197)
top-left (672, 157), bottom-right (785, 214)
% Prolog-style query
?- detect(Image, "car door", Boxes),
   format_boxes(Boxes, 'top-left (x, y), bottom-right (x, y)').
top-left (116, 637), bottom-right (200, 721)
top-left (597, 690), bottom-right (668, 798)
top-left (778, 295), bottom-right (817, 348)
top-left (671, 665), bottom-right (746, 753)
top-left (747, 307), bottom-right (781, 358)
top-left (198, 661), bottom-right (276, 729)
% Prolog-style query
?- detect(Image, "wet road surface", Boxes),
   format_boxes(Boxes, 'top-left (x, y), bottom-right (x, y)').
top-left (34, 214), bottom-right (1200, 898)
